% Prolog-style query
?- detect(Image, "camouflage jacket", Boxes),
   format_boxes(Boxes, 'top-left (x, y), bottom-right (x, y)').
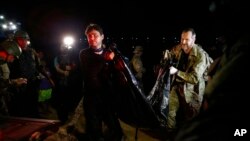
top-left (169, 44), bottom-right (212, 103)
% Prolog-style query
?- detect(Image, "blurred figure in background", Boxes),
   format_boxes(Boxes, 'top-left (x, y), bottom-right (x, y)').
top-left (0, 40), bottom-right (27, 116)
top-left (53, 42), bottom-right (78, 123)
top-left (129, 45), bottom-right (146, 91)
top-left (37, 51), bottom-right (57, 119)
top-left (8, 30), bottom-right (45, 118)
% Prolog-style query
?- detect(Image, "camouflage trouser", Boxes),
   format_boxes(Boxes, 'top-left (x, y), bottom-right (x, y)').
top-left (166, 85), bottom-right (201, 129)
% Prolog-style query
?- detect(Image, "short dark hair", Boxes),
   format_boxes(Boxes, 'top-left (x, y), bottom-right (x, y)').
top-left (85, 23), bottom-right (104, 35)
top-left (182, 27), bottom-right (196, 37)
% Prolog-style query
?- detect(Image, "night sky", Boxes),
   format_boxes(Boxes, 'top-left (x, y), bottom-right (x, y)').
top-left (1, 1), bottom-right (213, 38)
top-left (1, 0), bottom-right (248, 95)
top-left (0, 0), bottom-right (248, 56)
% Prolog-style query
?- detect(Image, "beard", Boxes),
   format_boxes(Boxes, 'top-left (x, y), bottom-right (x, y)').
top-left (181, 44), bottom-right (192, 54)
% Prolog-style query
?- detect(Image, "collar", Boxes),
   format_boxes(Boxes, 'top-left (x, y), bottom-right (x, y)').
top-left (91, 47), bottom-right (103, 53)
top-left (90, 47), bottom-right (103, 55)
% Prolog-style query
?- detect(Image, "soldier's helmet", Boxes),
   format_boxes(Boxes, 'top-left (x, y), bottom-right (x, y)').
top-left (14, 30), bottom-right (30, 40)
top-left (0, 40), bottom-right (22, 58)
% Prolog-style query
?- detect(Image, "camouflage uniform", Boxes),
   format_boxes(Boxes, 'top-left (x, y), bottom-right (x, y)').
top-left (130, 56), bottom-right (145, 78)
top-left (166, 44), bottom-right (212, 128)
top-left (129, 46), bottom-right (146, 90)
top-left (8, 47), bottom-right (42, 117)
top-left (0, 40), bottom-right (22, 116)
top-left (0, 63), bottom-right (11, 115)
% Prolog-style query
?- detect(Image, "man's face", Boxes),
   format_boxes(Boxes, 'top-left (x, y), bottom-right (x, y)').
top-left (16, 37), bottom-right (30, 50)
top-left (86, 30), bottom-right (104, 49)
top-left (180, 31), bottom-right (195, 54)
top-left (60, 46), bottom-right (68, 54)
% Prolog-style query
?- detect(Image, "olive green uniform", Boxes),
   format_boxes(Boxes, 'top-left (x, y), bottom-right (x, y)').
top-left (166, 44), bottom-right (212, 128)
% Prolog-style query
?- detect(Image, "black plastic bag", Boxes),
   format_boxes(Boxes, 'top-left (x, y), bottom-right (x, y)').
top-left (147, 67), bottom-right (171, 127)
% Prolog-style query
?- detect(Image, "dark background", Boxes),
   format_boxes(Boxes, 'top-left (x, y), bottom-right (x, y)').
top-left (0, 0), bottom-right (248, 59)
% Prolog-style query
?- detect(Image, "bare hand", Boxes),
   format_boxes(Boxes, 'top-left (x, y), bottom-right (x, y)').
top-left (104, 51), bottom-right (115, 61)
top-left (164, 50), bottom-right (170, 60)
top-left (14, 78), bottom-right (28, 86)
